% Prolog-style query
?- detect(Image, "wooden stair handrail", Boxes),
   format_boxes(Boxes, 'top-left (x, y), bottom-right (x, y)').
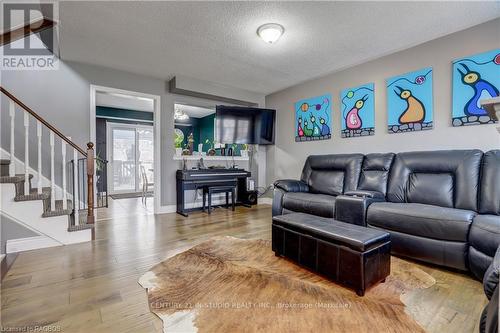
top-left (0, 18), bottom-right (56, 47)
top-left (0, 86), bottom-right (87, 156)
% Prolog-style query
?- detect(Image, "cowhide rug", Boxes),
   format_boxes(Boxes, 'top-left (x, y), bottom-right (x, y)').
top-left (139, 236), bottom-right (435, 333)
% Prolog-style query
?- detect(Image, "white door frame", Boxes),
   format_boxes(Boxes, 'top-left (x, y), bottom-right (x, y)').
top-left (90, 85), bottom-right (161, 214)
top-left (106, 122), bottom-right (154, 195)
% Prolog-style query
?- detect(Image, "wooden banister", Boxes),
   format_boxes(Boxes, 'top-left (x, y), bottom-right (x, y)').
top-left (0, 18), bottom-right (56, 47)
top-left (86, 142), bottom-right (95, 226)
top-left (0, 86), bottom-right (87, 156)
top-left (2, 85), bottom-right (97, 239)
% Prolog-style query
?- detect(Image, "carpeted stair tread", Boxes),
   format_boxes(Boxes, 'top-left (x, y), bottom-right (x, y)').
top-left (42, 199), bottom-right (73, 217)
top-left (14, 187), bottom-right (51, 201)
top-left (0, 174), bottom-right (33, 184)
top-left (0, 159), bottom-right (10, 165)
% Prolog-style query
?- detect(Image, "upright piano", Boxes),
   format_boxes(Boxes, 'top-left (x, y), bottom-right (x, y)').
top-left (176, 168), bottom-right (251, 216)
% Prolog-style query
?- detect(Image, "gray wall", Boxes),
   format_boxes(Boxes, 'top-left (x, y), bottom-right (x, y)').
top-left (265, 18), bottom-right (500, 183)
top-left (1, 59), bottom-right (265, 206)
top-left (1, 213), bottom-right (39, 254)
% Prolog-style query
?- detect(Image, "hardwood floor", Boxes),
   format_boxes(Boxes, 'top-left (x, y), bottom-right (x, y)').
top-left (1, 199), bottom-right (487, 332)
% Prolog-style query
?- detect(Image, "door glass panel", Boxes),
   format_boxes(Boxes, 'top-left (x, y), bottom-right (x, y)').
top-left (138, 128), bottom-right (154, 188)
top-left (112, 128), bottom-right (136, 192)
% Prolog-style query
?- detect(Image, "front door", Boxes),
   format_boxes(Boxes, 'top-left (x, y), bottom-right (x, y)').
top-left (107, 123), bottom-right (154, 194)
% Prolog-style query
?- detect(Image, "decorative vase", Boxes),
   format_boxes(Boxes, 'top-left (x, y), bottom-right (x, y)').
top-left (240, 150), bottom-right (248, 158)
top-left (175, 148), bottom-right (182, 157)
top-left (208, 148), bottom-right (216, 156)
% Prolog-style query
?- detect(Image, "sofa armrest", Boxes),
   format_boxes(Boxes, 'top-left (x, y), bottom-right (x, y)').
top-left (344, 190), bottom-right (385, 200)
top-left (484, 246), bottom-right (500, 300)
top-left (335, 194), bottom-right (385, 226)
top-left (274, 179), bottom-right (309, 193)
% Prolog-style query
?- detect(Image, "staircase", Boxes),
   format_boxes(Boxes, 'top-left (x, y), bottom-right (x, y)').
top-left (0, 87), bottom-right (107, 250)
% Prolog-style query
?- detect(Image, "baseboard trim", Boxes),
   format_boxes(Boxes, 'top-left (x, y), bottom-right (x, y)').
top-left (258, 197), bottom-right (272, 205)
top-left (156, 205), bottom-right (176, 215)
top-left (6, 236), bottom-right (61, 253)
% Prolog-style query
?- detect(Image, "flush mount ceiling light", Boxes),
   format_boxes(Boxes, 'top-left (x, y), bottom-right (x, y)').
top-left (174, 107), bottom-right (189, 121)
top-left (257, 23), bottom-right (284, 44)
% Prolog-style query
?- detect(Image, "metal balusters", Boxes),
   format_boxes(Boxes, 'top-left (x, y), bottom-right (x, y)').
top-left (23, 112), bottom-right (29, 195)
top-left (9, 101), bottom-right (15, 177)
top-left (62, 140), bottom-right (67, 210)
top-left (37, 121), bottom-right (42, 194)
top-left (50, 132), bottom-right (55, 211)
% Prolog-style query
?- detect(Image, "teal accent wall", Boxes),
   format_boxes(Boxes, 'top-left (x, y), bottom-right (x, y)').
top-left (198, 114), bottom-right (215, 152)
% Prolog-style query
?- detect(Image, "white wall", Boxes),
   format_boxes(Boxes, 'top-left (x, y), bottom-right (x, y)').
top-left (265, 18), bottom-right (500, 183)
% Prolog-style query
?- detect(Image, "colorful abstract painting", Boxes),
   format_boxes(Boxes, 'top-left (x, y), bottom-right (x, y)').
top-left (294, 94), bottom-right (332, 142)
top-left (386, 68), bottom-right (433, 134)
top-left (340, 83), bottom-right (375, 138)
top-left (452, 49), bottom-right (500, 126)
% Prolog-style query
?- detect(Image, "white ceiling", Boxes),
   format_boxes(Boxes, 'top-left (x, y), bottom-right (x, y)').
top-left (58, 1), bottom-right (500, 95)
top-left (96, 92), bottom-right (154, 112)
top-left (175, 103), bottom-right (214, 118)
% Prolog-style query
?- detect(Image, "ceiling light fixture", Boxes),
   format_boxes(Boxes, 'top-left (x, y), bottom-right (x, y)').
top-left (257, 23), bottom-right (284, 44)
top-left (174, 107), bottom-right (189, 121)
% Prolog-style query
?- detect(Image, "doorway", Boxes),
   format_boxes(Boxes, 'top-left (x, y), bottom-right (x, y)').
top-left (90, 85), bottom-right (161, 215)
top-left (107, 123), bottom-right (154, 195)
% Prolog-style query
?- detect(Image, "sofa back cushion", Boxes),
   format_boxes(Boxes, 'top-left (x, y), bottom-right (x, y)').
top-left (301, 154), bottom-right (363, 196)
top-left (387, 150), bottom-right (483, 211)
top-left (358, 153), bottom-right (395, 195)
top-left (479, 150), bottom-right (500, 215)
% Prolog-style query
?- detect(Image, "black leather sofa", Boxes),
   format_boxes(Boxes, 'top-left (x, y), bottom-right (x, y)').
top-left (272, 149), bottom-right (500, 280)
top-left (481, 246), bottom-right (499, 333)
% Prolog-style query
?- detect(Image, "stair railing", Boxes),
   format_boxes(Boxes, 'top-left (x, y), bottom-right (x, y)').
top-left (1, 86), bottom-right (97, 237)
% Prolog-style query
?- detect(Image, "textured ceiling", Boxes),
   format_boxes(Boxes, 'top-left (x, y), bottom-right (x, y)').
top-left (59, 1), bottom-right (500, 95)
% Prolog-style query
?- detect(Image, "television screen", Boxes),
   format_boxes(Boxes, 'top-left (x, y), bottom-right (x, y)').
top-left (216, 106), bottom-right (275, 145)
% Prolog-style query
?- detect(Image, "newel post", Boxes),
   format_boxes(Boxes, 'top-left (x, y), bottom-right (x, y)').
top-left (86, 142), bottom-right (95, 225)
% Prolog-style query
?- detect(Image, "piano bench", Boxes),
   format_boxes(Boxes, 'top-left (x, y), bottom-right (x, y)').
top-left (202, 185), bottom-right (236, 214)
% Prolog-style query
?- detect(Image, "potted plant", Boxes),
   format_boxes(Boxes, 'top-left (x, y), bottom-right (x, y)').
top-left (174, 129), bottom-right (184, 157)
top-left (240, 144), bottom-right (249, 158)
top-left (206, 139), bottom-right (216, 156)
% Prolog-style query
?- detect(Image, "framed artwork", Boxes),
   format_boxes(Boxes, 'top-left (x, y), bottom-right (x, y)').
top-left (340, 83), bottom-right (375, 138)
top-left (452, 49), bottom-right (500, 126)
top-left (294, 94), bottom-right (332, 142)
top-left (386, 67), bottom-right (433, 134)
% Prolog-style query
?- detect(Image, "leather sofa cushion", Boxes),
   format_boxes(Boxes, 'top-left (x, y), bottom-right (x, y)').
top-left (282, 192), bottom-right (336, 218)
top-left (300, 154), bottom-right (363, 196)
top-left (308, 170), bottom-right (344, 196)
top-left (387, 150), bottom-right (482, 211)
top-left (273, 212), bottom-right (390, 252)
top-left (407, 173), bottom-right (454, 208)
top-left (479, 150), bottom-right (500, 215)
top-left (367, 202), bottom-right (475, 242)
top-left (470, 214), bottom-right (500, 257)
top-left (358, 153), bottom-right (395, 195)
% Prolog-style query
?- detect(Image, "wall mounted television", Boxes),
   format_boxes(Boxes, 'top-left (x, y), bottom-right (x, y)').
top-left (215, 105), bottom-right (276, 145)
